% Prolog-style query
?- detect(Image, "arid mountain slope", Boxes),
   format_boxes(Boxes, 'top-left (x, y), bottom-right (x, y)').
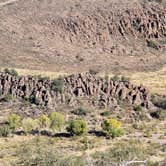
top-left (0, 0), bottom-right (165, 72)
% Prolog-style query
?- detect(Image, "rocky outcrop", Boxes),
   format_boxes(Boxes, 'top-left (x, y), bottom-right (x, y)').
top-left (56, 1), bottom-right (166, 50)
top-left (0, 72), bottom-right (152, 110)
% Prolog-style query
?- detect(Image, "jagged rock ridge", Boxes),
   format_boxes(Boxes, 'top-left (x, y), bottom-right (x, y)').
top-left (0, 72), bottom-right (152, 110)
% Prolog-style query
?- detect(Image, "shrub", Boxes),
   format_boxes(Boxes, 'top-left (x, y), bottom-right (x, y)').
top-left (134, 105), bottom-right (142, 112)
top-left (111, 75), bottom-right (120, 82)
top-left (72, 107), bottom-right (88, 116)
top-left (147, 40), bottom-right (158, 49)
top-left (2, 94), bottom-right (13, 102)
top-left (101, 111), bottom-right (111, 117)
top-left (101, 119), bottom-right (124, 138)
top-left (67, 120), bottom-right (87, 136)
top-left (22, 118), bottom-right (40, 134)
top-left (8, 114), bottom-right (21, 131)
top-left (89, 69), bottom-right (99, 75)
top-left (51, 78), bottom-right (64, 93)
top-left (121, 76), bottom-right (130, 82)
top-left (38, 114), bottom-right (50, 129)
top-left (4, 68), bottom-right (18, 76)
top-left (150, 110), bottom-right (166, 120)
top-left (151, 95), bottom-right (166, 109)
top-left (0, 125), bottom-right (11, 137)
top-left (28, 95), bottom-right (40, 105)
top-left (49, 112), bottom-right (65, 132)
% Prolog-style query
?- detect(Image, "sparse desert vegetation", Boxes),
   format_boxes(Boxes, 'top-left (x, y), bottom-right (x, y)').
top-left (0, 0), bottom-right (166, 165)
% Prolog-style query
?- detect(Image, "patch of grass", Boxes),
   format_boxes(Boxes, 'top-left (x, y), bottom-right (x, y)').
top-left (0, 125), bottom-right (11, 137)
top-left (92, 139), bottom-right (149, 165)
top-left (14, 137), bottom-right (86, 166)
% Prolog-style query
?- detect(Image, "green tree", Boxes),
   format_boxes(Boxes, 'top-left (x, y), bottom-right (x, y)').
top-left (67, 120), bottom-right (87, 136)
top-left (22, 118), bottom-right (40, 134)
top-left (101, 118), bottom-right (124, 138)
top-left (8, 114), bottom-right (21, 131)
top-left (49, 112), bottom-right (65, 132)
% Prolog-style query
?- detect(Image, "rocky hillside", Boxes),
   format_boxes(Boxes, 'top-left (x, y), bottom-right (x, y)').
top-left (0, 0), bottom-right (165, 72)
top-left (56, 1), bottom-right (166, 52)
top-left (0, 72), bottom-right (153, 111)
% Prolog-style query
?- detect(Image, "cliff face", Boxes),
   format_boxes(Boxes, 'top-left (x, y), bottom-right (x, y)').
top-left (0, 72), bottom-right (152, 110)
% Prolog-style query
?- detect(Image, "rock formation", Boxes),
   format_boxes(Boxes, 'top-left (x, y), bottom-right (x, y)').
top-left (56, 1), bottom-right (166, 51)
top-left (0, 72), bottom-right (152, 110)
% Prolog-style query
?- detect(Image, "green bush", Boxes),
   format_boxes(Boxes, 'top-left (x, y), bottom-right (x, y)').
top-left (38, 114), bottom-right (50, 129)
top-left (0, 125), bottom-right (11, 137)
top-left (22, 118), bottom-right (40, 134)
top-left (8, 114), bottom-right (21, 131)
top-left (28, 95), bottom-right (40, 105)
top-left (72, 107), bottom-right (88, 116)
top-left (101, 111), bottom-right (111, 117)
top-left (49, 112), bottom-right (65, 132)
top-left (147, 40), bottom-right (158, 49)
top-left (134, 105), bottom-right (142, 112)
top-left (67, 120), bottom-right (87, 136)
top-left (101, 119), bottom-right (124, 138)
top-left (4, 68), bottom-right (18, 76)
top-left (51, 78), bottom-right (64, 93)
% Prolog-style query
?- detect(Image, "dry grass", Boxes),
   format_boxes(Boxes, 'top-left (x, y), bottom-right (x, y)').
top-left (130, 65), bottom-right (166, 95)
top-left (0, 119), bottom-right (165, 165)
top-left (0, 67), bottom-right (68, 79)
top-left (99, 65), bottom-right (166, 95)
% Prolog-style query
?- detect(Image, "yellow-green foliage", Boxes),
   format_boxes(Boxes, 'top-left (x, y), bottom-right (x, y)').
top-left (101, 118), bottom-right (124, 138)
top-left (8, 114), bottom-right (21, 131)
top-left (22, 118), bottom-right (40, 134)
top-left (67, 120), bottom-right (87, 136)
top-left (49, 112), bottom-right (65, 132)
top-left (38, 114), bottom-right (50, 129)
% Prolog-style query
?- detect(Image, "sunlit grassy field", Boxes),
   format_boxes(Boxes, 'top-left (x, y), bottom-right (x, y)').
top-left (130, 65), bottom-right (166, 95)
